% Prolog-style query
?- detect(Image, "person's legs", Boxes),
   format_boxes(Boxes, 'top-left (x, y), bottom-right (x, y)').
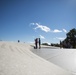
top-left (36, 43), bottom-right (37, 49)
top-left (39, 44), bottom-right (41, 49)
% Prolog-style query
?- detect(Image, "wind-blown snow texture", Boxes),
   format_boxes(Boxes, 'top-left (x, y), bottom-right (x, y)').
top-left (0, 41), bottom-right (72, 75)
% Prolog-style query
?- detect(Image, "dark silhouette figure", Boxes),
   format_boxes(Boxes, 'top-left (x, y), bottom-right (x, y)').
top-left (60, 40), bottom-right (62, 48)
top-left (35, 38), bottom-right (38, 49)
top-left (18, 40), bottom-right (20, 43)
top-left (39, 38), bottom-right (41, 49)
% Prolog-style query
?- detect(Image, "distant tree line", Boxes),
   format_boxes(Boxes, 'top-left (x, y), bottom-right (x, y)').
top-left (42, 43), bottom-right (49, 46)
top-left (51, 43), bottom-right (60, 47)
top-left (42, 43), bottom-right (60, 47)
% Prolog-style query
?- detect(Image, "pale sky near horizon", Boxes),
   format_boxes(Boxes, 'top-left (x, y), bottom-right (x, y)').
top-left (0, 0), bottom-right (76, 44)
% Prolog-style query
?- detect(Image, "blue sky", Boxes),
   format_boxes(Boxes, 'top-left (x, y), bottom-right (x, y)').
top-left (0, 0), bottom-right (76, 44)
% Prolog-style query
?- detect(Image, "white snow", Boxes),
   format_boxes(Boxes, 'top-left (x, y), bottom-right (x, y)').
top-left (0, 41), bottom-right (72, 75)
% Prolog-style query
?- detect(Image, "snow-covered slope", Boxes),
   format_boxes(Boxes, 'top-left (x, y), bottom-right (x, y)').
top-left (0, 41), bottom-right (72, 75)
